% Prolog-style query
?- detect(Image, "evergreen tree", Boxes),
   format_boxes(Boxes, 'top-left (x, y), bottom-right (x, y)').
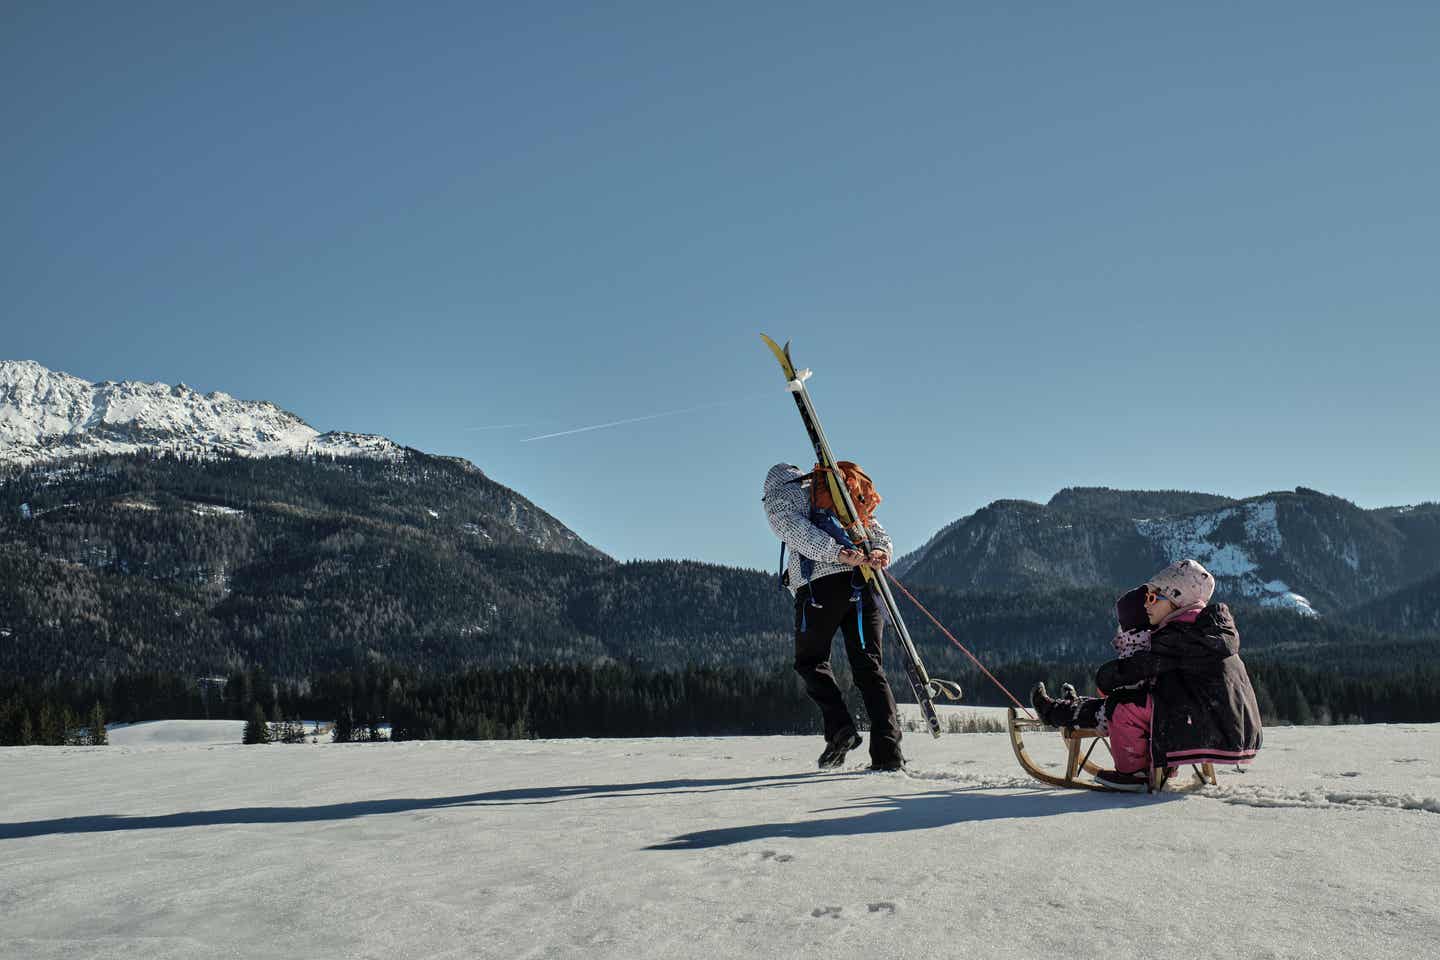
top-left (88, 702), bottom-right (108, 746)
top-left (332, 709), bottom-right (354, 744)
top-left (243, 703), bottom-right (271, 744)
top-left (1253, 677), bottom-right (1278, 723)
top-left (37, 702), bottom-right (62, 745)
top-left (1291, 682), bottom-right (1315, 725)
top-left (61, 705), bottom-right (79, 745)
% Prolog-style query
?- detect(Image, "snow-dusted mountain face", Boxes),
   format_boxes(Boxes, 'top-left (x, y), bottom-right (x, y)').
top-left (894, 486), bottom-right (1440, 617)
top-left (0, 360), bottom-right (401, 466)
top-left (0, 360), bottom-right (614, 677)
top-left (0, 441), bottom-right (609, 677)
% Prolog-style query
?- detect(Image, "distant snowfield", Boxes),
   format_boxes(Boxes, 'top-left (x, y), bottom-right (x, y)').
top-left (105, 720), bottom-right (248, 747)
top-left (3, 724), bottom-right (1438, 960)
top-left (105, 720), bottom-right (335, 748)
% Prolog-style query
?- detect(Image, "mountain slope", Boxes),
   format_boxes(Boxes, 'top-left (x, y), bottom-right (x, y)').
top-left (1341, 570), bottom-right (1440, 635)
top-left (891, 497), bottom-right (1160, 595)
top-left (0, 451), bottom-right (610, 676)
top-left (895, 486), bottom-right (1440, 616)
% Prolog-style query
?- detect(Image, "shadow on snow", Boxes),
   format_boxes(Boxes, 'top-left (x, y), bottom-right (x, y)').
top-left (1, 773), bottom-right (1173, 843)
top-left (0, 773), bottom-right (838, 840)
top-left (645, 786), bottom-right (1173, 850)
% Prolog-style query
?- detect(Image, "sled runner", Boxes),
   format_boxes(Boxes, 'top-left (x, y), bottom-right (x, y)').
top-left (1007, 708), bottom-right (1218, 793)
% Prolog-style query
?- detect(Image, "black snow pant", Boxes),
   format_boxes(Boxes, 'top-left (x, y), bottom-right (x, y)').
top-left (794, 571), bottom-right (902, 765)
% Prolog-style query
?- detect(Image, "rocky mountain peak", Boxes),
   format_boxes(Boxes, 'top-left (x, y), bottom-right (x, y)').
top-left (0, 360), bottom-right (401, 467)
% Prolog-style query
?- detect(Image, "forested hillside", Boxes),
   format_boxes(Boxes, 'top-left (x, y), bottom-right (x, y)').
top-left (895, 486), bottom-right (1440, 615)
top-left (3, 453), bottom-right (1436, 737)
top-left (0, 451), bottom-right (612, 676)
top-left (1340, 570), bottom-right (1440, 635)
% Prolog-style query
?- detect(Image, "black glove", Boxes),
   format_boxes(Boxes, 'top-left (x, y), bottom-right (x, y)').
top-left (1095, 652), bottom-right (1158, 693)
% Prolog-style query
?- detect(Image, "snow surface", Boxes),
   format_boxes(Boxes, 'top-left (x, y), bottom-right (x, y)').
top-left (3, 722), bottom-right (1438, 959)
top-left (105, 720), bottom-right (248, 747)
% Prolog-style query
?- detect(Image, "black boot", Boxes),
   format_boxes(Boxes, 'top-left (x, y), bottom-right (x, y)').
top-left (867, 754), bottom-right (907, 773)
top-left (1030, 682), bottom-right (1074, 727)
top-left (817, 725), bottom-right (862, 769)
top-left (1095, 769), bottom-right (1149, 792)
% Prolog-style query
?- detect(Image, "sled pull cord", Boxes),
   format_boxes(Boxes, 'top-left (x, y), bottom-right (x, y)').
top-left (885, 571), bottom-right (1036, 720)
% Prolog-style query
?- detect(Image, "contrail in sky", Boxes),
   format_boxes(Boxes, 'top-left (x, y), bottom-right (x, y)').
top-left (462, 423), bottom-right (537, 431)
top-left (521, 394), bottom-right (766, 442)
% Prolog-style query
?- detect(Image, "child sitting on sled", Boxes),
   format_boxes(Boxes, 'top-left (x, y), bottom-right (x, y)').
top-left (1031, 558), bottom-right (1263, 791)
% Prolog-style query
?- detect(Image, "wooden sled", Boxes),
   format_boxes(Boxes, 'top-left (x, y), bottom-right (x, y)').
top-left (1007, 707), bottom-right (1218, 793)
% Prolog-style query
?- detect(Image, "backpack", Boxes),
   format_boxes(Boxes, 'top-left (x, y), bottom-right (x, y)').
top-left (809, 461), bottom-right (882, 527)
top-left (777, 462), bottom-right (882, 589)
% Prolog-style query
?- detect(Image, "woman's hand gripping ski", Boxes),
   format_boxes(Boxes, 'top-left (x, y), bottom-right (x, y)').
top-left (838, 547), bottom-right (890, 570)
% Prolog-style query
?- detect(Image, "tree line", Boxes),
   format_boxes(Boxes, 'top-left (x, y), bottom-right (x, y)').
top-left (4, 655), bottom-right (1438, 748)
top-left (0, 696), bottom-right (108, 746)
top-left (0, 663), bottom-right (817, 745)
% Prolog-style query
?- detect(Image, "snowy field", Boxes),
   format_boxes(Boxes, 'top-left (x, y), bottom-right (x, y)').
top-left (3, 723), bottom-right (1438, 960)
top-left (106, 720), bottom-right (250, 747)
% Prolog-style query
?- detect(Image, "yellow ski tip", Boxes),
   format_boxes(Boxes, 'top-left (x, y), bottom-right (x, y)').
top-left (759, 334), bottom-right (795, 379)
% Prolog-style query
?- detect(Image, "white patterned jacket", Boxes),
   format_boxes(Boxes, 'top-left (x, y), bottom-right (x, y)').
top-left (762, 463), bottom-right (893, 597)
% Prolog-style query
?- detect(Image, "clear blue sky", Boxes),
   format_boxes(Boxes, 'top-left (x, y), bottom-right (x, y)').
top-left (5, 2), bottom-right (1437, 567)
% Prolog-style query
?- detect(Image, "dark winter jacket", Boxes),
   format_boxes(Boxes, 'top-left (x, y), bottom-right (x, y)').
top-left (1095, 603), bottom-right (1262, 767)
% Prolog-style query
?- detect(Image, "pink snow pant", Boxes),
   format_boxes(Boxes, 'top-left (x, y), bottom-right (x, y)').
top-left (1108, 696), bottom-right (1153, 774)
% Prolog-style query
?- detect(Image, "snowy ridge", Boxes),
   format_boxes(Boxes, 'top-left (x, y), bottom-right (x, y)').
top-left (1135, 500), bottom-right (1319, 615)
top-left (0, 360), bottom-right (402, 466)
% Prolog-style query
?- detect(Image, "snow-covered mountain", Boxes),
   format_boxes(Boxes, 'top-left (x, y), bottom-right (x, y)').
top-left (894, 486), bottom-right (1440, 617)
top-left (1133, 499), bottom-right (1319, 614)
top-left (0, 360), bottom-right (402, 467)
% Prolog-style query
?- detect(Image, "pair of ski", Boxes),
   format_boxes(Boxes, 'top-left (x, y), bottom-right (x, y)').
top-left (760, 335), bottom-right (961, 739)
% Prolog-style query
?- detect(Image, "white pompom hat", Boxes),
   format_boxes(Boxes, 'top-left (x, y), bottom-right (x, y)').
top-left (1147, 558), bottom-right (1215, 611)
